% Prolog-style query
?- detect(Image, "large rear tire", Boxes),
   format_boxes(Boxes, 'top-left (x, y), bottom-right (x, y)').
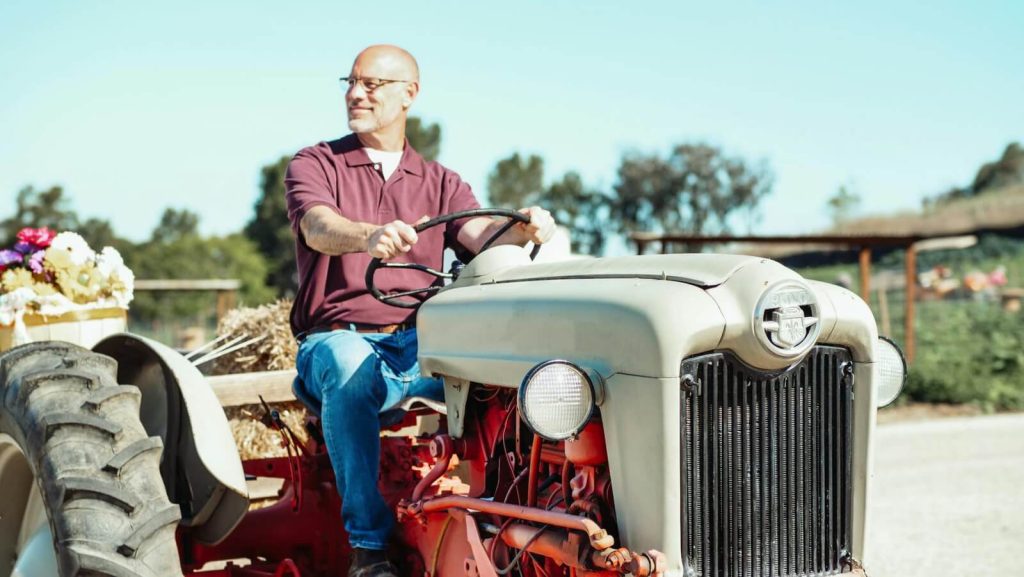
top-left (0, 342), bottom-right (183, 577)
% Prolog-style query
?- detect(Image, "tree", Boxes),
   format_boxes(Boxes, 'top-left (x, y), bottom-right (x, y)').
top-left (1, 185), bottom-right (80, 244)
top-left (77, 217), bottom-right (127, 252)
top-left (610, 143), bottom-right (772, 240)
top-left (244, 156), bottom-right (296, 296)
top-left (129, 208), bottom-right (276, 323)
top-left (1, 185), bottom-right (131, 252)
top-left (487, 153), bottom-right (545, 209)
top-left (150, 207), bottom-right (199, 244)
top-left (970, 142), bottom-right (1024, 195)
top-left (486, 153), bottom-right (608, 255)
top-left (543, 172), bottom-right (608, 256)
top-left (928, 141), bottom-right (1024, 205)
top-left (406, 116), bottom-right (442, 162)
top-left (127, 233), bottom-right (274, 322)
top-left (826, 185), bottom-right (862, 227)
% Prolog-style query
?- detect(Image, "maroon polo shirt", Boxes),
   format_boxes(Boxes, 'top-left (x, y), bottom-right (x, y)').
top-left (285, 134), bottom-right (481, 336)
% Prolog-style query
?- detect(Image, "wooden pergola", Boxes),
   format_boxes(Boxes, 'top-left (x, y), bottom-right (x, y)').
top-left (630, 233), bottom-right (928, 362)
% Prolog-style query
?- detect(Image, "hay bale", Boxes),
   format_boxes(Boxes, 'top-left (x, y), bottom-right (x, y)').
top-left (226, 401), bottom-right (311, 460)
top-left (213, 299), bottom-right (296, 375)
top-left (213, 299), bottom-right (308, 459)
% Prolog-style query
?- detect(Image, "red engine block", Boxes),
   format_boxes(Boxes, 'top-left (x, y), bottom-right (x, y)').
top-left (178, 392), bottom-right (661, 577)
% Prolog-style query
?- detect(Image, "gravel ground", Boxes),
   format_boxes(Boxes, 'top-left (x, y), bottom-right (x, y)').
top-left (867, 413), bottom-right (1024, 577)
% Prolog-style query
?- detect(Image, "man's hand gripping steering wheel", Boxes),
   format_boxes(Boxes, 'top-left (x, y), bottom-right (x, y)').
top-left (365, 208), bottom-right (553, 309)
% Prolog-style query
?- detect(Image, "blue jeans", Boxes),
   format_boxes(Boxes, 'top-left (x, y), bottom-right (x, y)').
top-left (293, 328), bottom-right (443, 549)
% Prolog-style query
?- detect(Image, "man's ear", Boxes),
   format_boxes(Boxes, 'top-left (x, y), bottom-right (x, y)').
top-left (403, 82), bottom-right (419, 109)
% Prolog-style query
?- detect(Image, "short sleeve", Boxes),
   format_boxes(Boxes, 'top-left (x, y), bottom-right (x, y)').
top-left (441, 169), bottom-right (482, 247)
top-left (284, 148), bottom-right (342, 236)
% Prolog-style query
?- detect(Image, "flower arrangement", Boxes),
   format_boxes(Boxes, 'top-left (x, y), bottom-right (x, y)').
top-left (0, 227), bottom-right (135, 330)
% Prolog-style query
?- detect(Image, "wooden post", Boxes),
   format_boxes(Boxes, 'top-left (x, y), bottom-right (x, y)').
top-left (904, 244), bottom-right (917, 363)
top-left (207, 369), bottom-right (297, 407)
top-left (216, 290), bottom-right (237, 325)
top-left (858, 247), bottom-right (872, 303)
top-left (877, 286), bottom-right (891, 337)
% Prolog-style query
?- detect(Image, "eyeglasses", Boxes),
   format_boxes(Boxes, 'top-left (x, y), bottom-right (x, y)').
top-left (339, 76), bottom-right (412, 92)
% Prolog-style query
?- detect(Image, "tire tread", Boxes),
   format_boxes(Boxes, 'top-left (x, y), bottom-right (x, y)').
top-left (83, 385), bottom-right (141, 410)
top-left (103, 436), bottom-right (164, 473)
top-left (42, 412), bottom-right (122, 439)
top-left (0, 342), bottom-right (184, 576)
top-left (58, 476), bottom-right (138, 513)
top-left (17, 368), bottom-right (99, 406)
top-left (117, 504), bottom-right (182, 557)
top-left (67, 546), bottom-right (154, 577)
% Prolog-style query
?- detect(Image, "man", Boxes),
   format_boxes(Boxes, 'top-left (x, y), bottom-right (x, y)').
top-left (284, 45), bottom-right (555, 577)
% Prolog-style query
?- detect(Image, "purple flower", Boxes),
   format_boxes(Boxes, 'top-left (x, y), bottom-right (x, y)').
top-left (14, 241), bottom-right (34, 254)
top-left (0, 249), bottom-right (22, 267)
top-left (28, 250), bottom-right (46, 274)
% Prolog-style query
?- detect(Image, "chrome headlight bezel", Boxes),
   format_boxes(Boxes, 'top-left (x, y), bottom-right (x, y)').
top-left (874, 336), bottom-right (907, 407)
top-left (518, 360), bottom-right (597, 442)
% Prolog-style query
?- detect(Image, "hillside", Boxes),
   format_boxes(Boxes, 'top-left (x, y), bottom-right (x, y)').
top-left (830, 184), bottom-right (1024, 237)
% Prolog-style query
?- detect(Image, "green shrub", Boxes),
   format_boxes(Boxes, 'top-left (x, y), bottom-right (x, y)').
top-left (904, 302), bottom-right (1024, 411)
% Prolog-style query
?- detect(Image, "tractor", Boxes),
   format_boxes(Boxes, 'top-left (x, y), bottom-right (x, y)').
top-left (0, 209), bottom-right (905, 577)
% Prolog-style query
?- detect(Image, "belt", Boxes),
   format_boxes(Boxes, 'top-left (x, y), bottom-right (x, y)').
top-left (336, 321), bottom-right (415, 334)
top-left (297, 321), bottom-right (416, 341)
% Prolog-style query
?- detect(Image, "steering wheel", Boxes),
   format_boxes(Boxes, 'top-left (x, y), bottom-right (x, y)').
top-left (365, 208), bottom-right (543, 309)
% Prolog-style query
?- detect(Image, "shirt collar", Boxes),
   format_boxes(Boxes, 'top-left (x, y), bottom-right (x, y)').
top-left (340, 133), bottom-right (426, 176)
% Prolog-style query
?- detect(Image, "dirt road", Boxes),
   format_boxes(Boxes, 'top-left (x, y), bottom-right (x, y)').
top-left (867, 413), bottom-right (1024, 576)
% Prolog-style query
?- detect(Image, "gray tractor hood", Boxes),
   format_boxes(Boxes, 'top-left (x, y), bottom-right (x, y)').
top-left (418, 248), bottom-right (867, 384)
top-left (453, 249), bottom-right (758, 288)
top-left (418, 250), bottom-right (774, 386)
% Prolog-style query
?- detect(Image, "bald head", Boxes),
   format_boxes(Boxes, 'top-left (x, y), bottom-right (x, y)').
top-left (345, 45), bottom-right (421, 149)
top-left (353, 44), bottom-right (419, 83)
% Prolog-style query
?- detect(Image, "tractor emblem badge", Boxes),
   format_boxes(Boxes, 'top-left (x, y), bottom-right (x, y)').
top-left (755, 282), bottom-right (821, 357)
top-left (764, 306), bottom-right (818, 348)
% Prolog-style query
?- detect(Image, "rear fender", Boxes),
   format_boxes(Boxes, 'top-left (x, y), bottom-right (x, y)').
top-left (93, 333), bottom-right (249, 545)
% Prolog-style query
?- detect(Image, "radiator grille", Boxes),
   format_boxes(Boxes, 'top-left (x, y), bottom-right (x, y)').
top-left (681, 347), bottom-right (853, 577)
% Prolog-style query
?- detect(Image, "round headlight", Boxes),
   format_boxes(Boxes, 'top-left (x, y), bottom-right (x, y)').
top-left (518, 361), bottom-right (596, 441)
top-left (874, 336), bottom-right (907, 407)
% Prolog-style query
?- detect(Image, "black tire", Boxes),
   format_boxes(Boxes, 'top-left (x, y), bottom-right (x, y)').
top-left (0, 342), bottom-right (183, 577)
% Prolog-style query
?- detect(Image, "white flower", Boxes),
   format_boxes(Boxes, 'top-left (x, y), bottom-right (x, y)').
top-left (110, 264), bottom-right (135, 308)
top-left (0, 287), bottom-right (38, 326)
top-left (50, 232), bottom-right (95, 266)
top-left (96, 246), bottom-right (125, 277)
top-left (34, 293), bottom-right (78, 317)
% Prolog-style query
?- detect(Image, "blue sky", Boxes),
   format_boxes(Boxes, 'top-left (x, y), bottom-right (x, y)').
top-left (2, 0), bottom-right (1022, 252)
